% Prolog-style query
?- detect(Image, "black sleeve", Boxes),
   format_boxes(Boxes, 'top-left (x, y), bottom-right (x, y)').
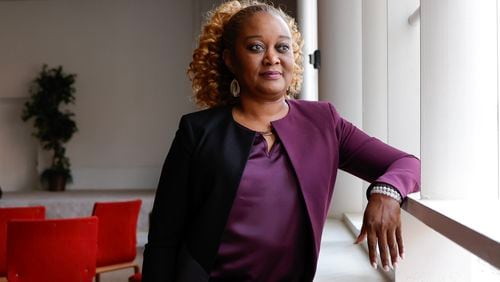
top-left (142, 116), bottom-right (195, 281)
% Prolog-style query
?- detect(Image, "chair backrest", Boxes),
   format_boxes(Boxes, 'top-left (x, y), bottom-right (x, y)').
top-left (92, 199), bottom-right (142, 266)
top-left (0, 206), bottom-right (45, 276)
top-left (6, 216), bottom-right (98, 282)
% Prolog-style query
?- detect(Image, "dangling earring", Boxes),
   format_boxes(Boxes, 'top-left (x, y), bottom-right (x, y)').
top-left (230, 78), bottom-right (240, 97)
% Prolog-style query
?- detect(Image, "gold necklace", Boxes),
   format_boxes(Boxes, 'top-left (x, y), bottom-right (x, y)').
top-left (258, 130), bottom-right (274, 136)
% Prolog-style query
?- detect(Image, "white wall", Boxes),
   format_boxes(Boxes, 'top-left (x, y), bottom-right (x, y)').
top-left (362, 0), bottom-right (388, 142)
top-left (420, 0), bottom-right (498, 200)
top-left (318, 0), bottom-right (364, 218)
top-left (387, 0), bottom-right (420, 155)
top-left (398, 211), bottom-right (473, 281)
top-left (0, 0), bottom-right (196, 191)
top-left (361, 0), bottom-right (390, 209)
top-left (397, 0), bottom-right (499, 280)
top-left (318, 0), bottom-right (420, 217)
top-left (362, 0), bottom-right (420, 163)
top-left (297, 0), bottom-right (318, 101)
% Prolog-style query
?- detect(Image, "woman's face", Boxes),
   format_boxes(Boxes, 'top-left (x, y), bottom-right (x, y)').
top-left (225, 12), bottom-right (294, 100)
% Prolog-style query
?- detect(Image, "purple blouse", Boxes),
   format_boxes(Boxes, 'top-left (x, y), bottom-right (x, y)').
top-left (209, 132), bottom-right (310, 281)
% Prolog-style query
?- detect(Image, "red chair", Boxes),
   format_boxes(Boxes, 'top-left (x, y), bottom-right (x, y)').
top-left (0, 206), bottom-right (45, 279)
top-left (128, 272), bottom-right (142, 282)
top-left (6, 216), bottom-right (98, 282)
top-left (92, 199), bottom-right (142, 281)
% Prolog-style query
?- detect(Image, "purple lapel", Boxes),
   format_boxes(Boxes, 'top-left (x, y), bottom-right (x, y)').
top-left (271, 99), bottom-right (339, 261)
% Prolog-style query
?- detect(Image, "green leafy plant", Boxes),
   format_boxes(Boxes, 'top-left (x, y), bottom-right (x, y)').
top-left (21, 64), bottom-right (77, 190)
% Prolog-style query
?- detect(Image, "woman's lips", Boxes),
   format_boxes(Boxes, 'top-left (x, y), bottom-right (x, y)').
top-left (260, 71), bottom-right (282, 80)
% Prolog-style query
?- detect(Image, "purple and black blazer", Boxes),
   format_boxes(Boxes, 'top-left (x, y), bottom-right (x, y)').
top-left (143, 99), bottom-right (420, 282)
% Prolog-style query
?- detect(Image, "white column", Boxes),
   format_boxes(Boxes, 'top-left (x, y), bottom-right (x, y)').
top-left (362, 0), bottom-right (388, 142)
top-left (297, 0), bottom-right (318, 101)
top-left (420, 0), bottom-right (498, 200)
top-left (318, 0), bottom-right (363, 217)
top-left (387, 0), bottom-right (420, 156)
top-left (361, 0), bottom-right (388, 208)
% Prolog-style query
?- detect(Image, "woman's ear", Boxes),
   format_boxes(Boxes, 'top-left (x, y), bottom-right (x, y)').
top-left (223, 49), bottom-right (233, 73)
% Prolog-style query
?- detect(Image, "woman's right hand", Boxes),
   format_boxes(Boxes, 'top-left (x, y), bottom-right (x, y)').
top-left (355, 193), bottom-right (403, 271)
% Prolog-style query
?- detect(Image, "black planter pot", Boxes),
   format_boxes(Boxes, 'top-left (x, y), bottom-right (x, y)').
top-left (46, 173), bottom-right (66, 191)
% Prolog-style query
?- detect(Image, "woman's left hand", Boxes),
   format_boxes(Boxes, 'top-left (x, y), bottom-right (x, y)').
top-left (354, 194), bottom-right (403, 271)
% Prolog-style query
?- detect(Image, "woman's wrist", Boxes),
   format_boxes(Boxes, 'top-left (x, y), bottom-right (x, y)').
top-left (369, 184), bottom-right (403, 204)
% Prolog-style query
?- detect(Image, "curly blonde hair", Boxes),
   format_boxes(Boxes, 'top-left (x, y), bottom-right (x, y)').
top-left (187, 0), bottom-right (304, 108)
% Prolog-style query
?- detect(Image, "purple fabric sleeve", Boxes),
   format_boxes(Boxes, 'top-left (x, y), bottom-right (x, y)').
top-left (329, 103), bottom-right (421, 198)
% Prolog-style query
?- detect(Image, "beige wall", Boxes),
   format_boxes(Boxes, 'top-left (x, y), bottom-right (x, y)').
top-left (0, 0), bottom-right (298, 192)
top-left (0, 0), bottom-right (196, 191)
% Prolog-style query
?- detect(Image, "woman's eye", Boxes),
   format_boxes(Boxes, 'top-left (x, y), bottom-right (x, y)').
top-left (277, 44), bottom-right (290, 53)
top-left (248, 44), bottom-right (265, 52)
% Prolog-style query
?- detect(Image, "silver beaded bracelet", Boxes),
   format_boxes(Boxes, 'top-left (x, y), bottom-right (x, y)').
top-left (369, 184), bottom-right (403, 204)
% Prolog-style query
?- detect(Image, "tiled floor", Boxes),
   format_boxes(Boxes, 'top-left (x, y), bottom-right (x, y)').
top-left (101, 220), bottom-right (388, 281)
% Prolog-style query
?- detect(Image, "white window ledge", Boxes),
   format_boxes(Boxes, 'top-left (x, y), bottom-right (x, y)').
top-left (401, 194), bottom-right (500, 269)
top-left (342, 213), bottom-right (394, 281)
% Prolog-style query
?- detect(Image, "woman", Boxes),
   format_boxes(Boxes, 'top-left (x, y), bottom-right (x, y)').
top-left (143, 1), bottom-right (420, 281)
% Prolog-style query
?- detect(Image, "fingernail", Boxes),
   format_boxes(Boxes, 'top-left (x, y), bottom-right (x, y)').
top-left (393, 262), bottom-right (398, 269)
top-left (372, 262), bottom-right (377, 269)
top-left (401, 253), bottom-right (405, 260)
top-left (383, 265), bottom-right (390, 272)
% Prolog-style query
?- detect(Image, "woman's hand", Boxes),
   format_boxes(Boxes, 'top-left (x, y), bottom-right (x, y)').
top-left (355, 194), bottom-right (403, 271)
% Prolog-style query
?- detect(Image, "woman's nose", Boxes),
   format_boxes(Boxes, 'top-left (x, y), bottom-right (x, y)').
top-left (263, 50), bottom-right (280, 65)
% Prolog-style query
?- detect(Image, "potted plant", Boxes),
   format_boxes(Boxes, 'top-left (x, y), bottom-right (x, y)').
top-left (22, 64), bottom-right (77, 191)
